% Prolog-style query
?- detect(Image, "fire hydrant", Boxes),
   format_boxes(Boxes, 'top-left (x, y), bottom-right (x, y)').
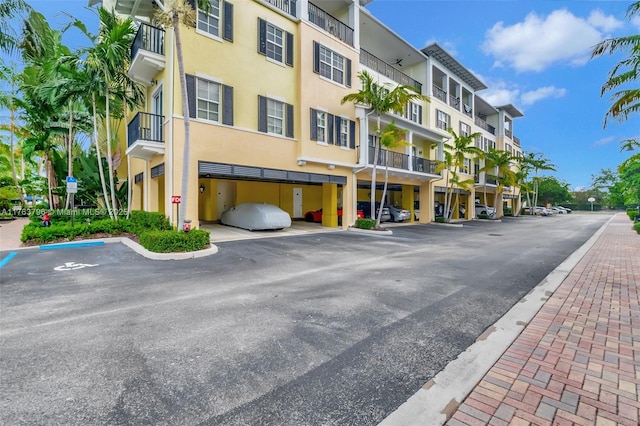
top-left (183, 219), bottom-right (192, 232)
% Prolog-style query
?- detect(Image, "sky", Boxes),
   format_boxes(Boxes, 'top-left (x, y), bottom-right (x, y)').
top-left (8, 0), bottom-right (640, 190)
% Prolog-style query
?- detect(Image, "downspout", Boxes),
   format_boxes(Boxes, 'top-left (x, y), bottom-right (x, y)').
top-left (167, 25), bottom-right (175, 224)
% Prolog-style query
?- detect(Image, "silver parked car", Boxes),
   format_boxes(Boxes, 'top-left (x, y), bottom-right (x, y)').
top-left (387, 205), bottom-right (411, 222)
top-left (221, 203), bottom-right (291, 231)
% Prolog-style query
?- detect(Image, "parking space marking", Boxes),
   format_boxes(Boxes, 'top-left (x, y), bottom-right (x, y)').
top-left (40, 241), bottom-right (105, 250)
top-left (0, 251), bottom-right (17, 269)
top-left (54, 262), bottom-right (98, 271)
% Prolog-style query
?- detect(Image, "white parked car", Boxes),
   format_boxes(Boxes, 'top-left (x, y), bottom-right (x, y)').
top-left (475, 203), bottom-right (496, 218)
top-left (221, 203), bottom-right (291, 231)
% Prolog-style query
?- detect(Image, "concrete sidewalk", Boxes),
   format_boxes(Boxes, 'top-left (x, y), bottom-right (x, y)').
top-left (445, 212), bottom-right (640, 425)
top-left (0, 217), bottom-right (29, 251)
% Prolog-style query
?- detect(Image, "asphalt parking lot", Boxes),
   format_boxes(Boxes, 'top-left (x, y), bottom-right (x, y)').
top-left (0, 213), bottom-right (611, 425)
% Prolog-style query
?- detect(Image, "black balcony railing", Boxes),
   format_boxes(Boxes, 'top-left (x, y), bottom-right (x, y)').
top-left (449, 94), bottom-right (460, 110)
top-left (433, 85), bottom-right (447, 102)
top-left (131, 23), bottom-right (165, 62)
top-left (264, 0), bottom-right (296, 17)
top-left (369, 146), bottom-right (408, 169)
top-left (308, 2), bottom-right (353, 46)
top-left (513, 136), bottom-right (521, 147)
top-left (413, 157), bottom-right (438, 174)
top-left (360, 49), bottom-right (422, 92)
top-left (128, 112), bottom-right (164, 146)
top-left (474, 117), bottom-right (496, 135)
top-left (486, 178), bottom-right (498, 185)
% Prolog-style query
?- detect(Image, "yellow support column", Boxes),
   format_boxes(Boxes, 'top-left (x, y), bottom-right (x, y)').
top-left (402, 185), bottom-right (415, 222)
top-left (322, 183), bottom-right (338, 227)
top-left (419, 181), bottom-right (432, 223)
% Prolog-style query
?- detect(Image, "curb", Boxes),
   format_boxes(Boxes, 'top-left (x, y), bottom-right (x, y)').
top-left (2, 237), bottom-right (219, 260)
top-left (378, 214), bottom-right (615, 426)
top-left (347, 227), bottom-right (393, 236)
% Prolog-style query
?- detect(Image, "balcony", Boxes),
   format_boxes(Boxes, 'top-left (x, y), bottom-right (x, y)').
top-left (126, 112), bottom-right (165, 160)
top-left (368, 147), bottom-right (438, 175)
top-left (308, 2), bottom-right (353, 46)
top-left (264, 0), bottom-right (296, 17)
top-left (360, 50), bottom-right (422, 92)
top-left (513, 136), bottom-right (521, 147)
top-left (128, 23), bottom-right (165, 86)
top-left (449, 94), bottom-right (460, 110)
top-left (432, 85), bottom-right (447, 103)
top-left (474, 117), bottom-right (496, 135)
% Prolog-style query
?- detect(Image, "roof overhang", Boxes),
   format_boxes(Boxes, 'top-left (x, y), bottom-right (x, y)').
top-left (421, 43), bottom-right (487, 92)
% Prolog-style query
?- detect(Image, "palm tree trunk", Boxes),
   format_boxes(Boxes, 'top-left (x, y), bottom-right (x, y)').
top-left (175, 14), bottom-right (191, 231)
top-left (104, 71), bottom-right (118, 220)
top-left (92, 92), bottom-right (112, 219)
top-left (370, 114), bottom-right (381, 228)
top-left (9, 98), bottom-right (26, 208)
top-left (377, 150), bottom-right (390, 226)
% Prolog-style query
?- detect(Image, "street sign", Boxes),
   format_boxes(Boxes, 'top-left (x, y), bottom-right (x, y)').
top-left (171, 195), bottom-right (181, 204)
top-left (66, 176), bottom-right (78, 194)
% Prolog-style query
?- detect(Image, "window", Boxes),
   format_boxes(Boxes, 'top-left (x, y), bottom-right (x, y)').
top-left (316, 111), bottom-right (326, 142)
top-left (267, 99), bottom-right (284, 135)
top-left (186, 74), bottom-right (233, 125)
top-left (266, 23), bottom-right (284, 63)
top-left (259, 96), bottom-right (293, 137)
top-left (258, 18), bottom-right (293, 66)
top-left (505, 143), bottom-right (512, 154)
top-left (338, 118), bottom-right (348, 147)
top-left (436, 110), bottom-right (449, 130)
top-left (319, 45), bottom-right (344, 84)
top-left (403, 102), bottom-right (422, 124)
top-left (198, 0), bottom-right (220, 37)
top-left (313, 42), bottom-right (351, 87)
top-left (196, 78), bottom-right (220, 122)
top-left (460, 122), bottom-right (471, 138)
top-left (462, 158), bottom-right (471, 174)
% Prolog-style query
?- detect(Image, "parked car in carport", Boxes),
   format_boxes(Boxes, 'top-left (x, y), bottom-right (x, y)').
top-left (356, 201), bottom-right (391, 222)
top-left (386, 204), bottom-right (411, 222)
top-left (474, 203), bottom-right (496, 218)
top-left (221, 203), bottom-right (291, 230)
top-left (304, 208), bottom-right (364, 225)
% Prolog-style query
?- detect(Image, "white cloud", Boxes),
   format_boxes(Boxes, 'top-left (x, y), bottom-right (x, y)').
top-left (591, 136), bottom-right (617, 147)
top-left (588, 9), bottom-right (624, 32)
top-left (482, 9), bottom-right (622, 72)
top-left (521, 86), bottom-right (567, 106)
top-left (632, 15), bottom-right (640, 31)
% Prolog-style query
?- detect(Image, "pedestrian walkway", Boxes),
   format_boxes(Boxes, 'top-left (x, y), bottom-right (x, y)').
top-left (447, 213), bottom-right (640, 426)
top-left (0, 217), bottom-right (29, 251)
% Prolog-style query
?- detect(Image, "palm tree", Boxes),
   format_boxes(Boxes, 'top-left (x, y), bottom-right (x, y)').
top-left (485, 148), bottom-right (517, 218)
top-left (0, 0), bottom-right (31, 54)
top-left (590, 1), bottom-right (640, 127)
top-left (341, 70), bottom-right (429, 227)
top-left (155, 0), bottom-right (212, 230)
top-left (436, 128), bottom-right (482, 222)
top-left (620, 138), bottom-right (640, 152)
top-left (519, 152), bottom-right (556, 213)
top-left (0, 63), bottom-right (26, 207)
top-left (377, 120), bottom-right (409, 223)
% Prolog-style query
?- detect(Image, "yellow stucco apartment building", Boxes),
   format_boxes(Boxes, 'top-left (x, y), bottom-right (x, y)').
top-left (102, 0), bottom-right (524, 229)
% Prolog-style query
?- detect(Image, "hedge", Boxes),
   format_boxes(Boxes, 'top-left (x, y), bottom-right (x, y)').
top-left (138, 229), bottom-right (210, 253)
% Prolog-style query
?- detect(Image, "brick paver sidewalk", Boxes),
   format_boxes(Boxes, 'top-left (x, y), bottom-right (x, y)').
top-left (447, 213), bottom-right (640, 426)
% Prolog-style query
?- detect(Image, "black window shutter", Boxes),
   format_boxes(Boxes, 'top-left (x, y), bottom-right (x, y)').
top-left (327, 113), bottom-right (334, 145)
top-left (285, 32), bottom-right (293, 66)
top-left (223, 1), bottom-right (233, 42)
top-left (286, 103), bottom-right (294, 138)
top-left (418, 105), bottom-right (423, 124)
top-left (258, 18), bottom-right (266, 55)
top-left (222, 85), bottom-right (233, 126)
top-left (186, 74), bottom-right (196, 118)
top-left (334, 116), bottom-right (342, 145)
top-left (349, 120), bottom-right (356, 149)
top-left (345, 58), bottom-right (352, 87)
top-left (258, 95), bottom-right (267, 132)
top-left (313, 41), bottom-right (320, 74)
top-left (310, 109), bottom-right (317, 140)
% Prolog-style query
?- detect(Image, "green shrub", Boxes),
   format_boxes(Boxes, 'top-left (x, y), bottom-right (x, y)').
top-left (627, 209), bottom-right (638, 221)
top-left (478, 213), bottom-right (491, 219)
top-left (138, 229), bottom-right (210, 253)
top-left (435, 217), bottom-right (447, 223)
top-left (634, 221), bottom-right (640, 234)
top-left (355, 218), bottom-right (376, 229)
top-left (123, 210), bottom-right (172, 234)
